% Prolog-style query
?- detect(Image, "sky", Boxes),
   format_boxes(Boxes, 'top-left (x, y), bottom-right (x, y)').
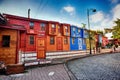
top-left (0, 0), bottom-right (120, 30)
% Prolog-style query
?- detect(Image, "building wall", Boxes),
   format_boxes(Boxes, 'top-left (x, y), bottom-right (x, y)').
top-left (5, 15), bottom-right (48, 52)
top-left (102, 36), bottom-right (108, 47)
top-left (70, 26), bottom-right (85, 51)
top-left (46, 36), bottom-right (57, 52)
top-left (82, 38), bottom-right (86, 50)
top-left (0, 29), bottom-right (17, 64)
top-left (63, 37), bottom-right (70, 51)
top-left (7, 18), bottom-right (37, 52)
top-left (46, 22), bottom-right (70, 52)
top-left (86, 38), bottom-right (96, 50)
top-left (70, 37), bottom-right (78, 50)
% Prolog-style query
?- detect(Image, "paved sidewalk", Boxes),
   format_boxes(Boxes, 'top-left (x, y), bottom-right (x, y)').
top-left (0, 64), bottom-right (71, 80)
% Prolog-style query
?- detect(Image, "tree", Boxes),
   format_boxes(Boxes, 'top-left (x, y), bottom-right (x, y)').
top-left (112, 18), bottom-right (120, 39)
top-left (81, 23), bottom-right (86, 29)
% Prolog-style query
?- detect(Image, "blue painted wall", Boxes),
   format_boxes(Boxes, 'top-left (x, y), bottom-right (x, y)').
top-left (70, 37), bottom-right (78, 50)
top-left (70, 25), bottom-right (86, 50)
top-left (82, 29), bottom-right (88, 38)
top-left (82, 38), bottom-right (86, 50)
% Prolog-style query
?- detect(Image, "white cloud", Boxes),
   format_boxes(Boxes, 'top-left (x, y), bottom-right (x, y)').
top-left (112, 4), bottom-right (120, 21)
top-left (62, 5), bottom-right (75, 16)
top-left (90, 11), bottom-right (104, 23)
top-left (90, 4), bottom-right (120, 31)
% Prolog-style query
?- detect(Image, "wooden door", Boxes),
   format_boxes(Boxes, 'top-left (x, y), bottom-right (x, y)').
top-left (57, 37), bottom-right (63, 50)
top-left (37, 38), bottom-right (45, 59)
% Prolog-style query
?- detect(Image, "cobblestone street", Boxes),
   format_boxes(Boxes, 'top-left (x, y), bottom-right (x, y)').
top-left (67, 53), bottom-right (120, 80)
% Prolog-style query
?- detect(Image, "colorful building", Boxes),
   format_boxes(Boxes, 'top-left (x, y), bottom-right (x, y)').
top-left (86, 30), bottom-right (96, 50)
top-left (70, 26), bottom-right (86, 50)
top-left (46, 21), bottom-right (70, 52)
top-left (102, 36), bottom-right (108, 47)
top-left (0, 14), bottom-right (26, 64)
top-left (1, 13), bottom-right (71, 64)
top-left (3, 14), bottom-right (48, 60)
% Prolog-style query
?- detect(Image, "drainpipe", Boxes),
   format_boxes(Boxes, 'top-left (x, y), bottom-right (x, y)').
top-left (28, 9), bottom-right (30, 19)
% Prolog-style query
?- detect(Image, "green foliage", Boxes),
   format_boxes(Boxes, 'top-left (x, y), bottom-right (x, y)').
top-left (112, 18), bottom-right (120, 39)
top-left (81, 23), bottom-right (86, 29)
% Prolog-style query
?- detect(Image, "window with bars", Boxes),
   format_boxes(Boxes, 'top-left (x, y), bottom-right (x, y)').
top-left (40, 23), bottom-right (46, 31)
top-left (50, 36), bottom-right (54, 45)
top-left (30, 22), bottom-right (34, 29)
top-left (2, 35), bottom-right (10, 47)
top-left (29, 35), bottom-right (34, 45)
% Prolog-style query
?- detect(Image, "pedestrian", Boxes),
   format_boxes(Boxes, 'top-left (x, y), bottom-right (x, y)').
top-left (112, 44), bottom-right (116, 52)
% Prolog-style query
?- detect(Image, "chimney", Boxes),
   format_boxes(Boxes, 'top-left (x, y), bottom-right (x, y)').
top-left (28, 8), bottom-right (30, 18)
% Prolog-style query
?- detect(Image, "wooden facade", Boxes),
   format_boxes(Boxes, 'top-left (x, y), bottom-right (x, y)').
top-left (0, 24), bottom-right (26, 64)
top-left (4, 14), bottom-right (48, 59)
top-left (0, 28), bottom-right (17, 64)
top-left (2, 14), bottom-right (70, 62)
top-left (46, 22), bottom-right (70, 52)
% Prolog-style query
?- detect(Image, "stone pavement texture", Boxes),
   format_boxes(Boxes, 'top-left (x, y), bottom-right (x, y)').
top-left (67, 53), bottom-right (120, 80)
top-left (0, 64), bottom-right (70, 80)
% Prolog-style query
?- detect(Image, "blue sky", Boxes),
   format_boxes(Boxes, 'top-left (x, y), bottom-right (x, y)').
top-left (0, 0), bottom-right (120, 30)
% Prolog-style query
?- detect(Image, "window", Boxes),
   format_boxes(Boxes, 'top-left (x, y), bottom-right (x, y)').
top-left (29, 35), bottom-right (34, 45)
top-left (50, 37), bottom-right (54, 45)
top-left (30, 22), bottom-right (34, 29)
top-left (64, 37), bottom-right (68, 44)
top-left (2, 35), bottom-right (10, 47)
top-left (58, 26), bottom-right (61, 33)
top-left (72, 38), bottom-right (75, 44)
top-left (65, 26), bottom-right (68, 32)
top-left (73, 27), bottom-right (75, 31)
top-left (83, 39), bottom-right (86, 44)
top-left (78, 29), bottom-right (80, 33)
top-left (51, 24), bottom-right (56, 32)
top-left (40, 23), bottom-right (46, 31)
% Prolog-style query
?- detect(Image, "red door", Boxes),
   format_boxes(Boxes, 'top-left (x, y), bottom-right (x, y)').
top-left (37, 38), bottom-right (45, 59)
top-left (57, 37), bottom-right (63, 50)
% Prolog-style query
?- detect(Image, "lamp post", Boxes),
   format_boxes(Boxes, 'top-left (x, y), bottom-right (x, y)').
top-left (87, 9), bottom-right (96, 54)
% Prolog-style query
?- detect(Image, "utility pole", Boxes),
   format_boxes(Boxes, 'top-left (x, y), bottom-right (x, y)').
top-left (87, 9), bottom-right (96, 55)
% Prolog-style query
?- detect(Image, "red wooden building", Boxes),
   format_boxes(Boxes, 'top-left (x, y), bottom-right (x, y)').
top-left (46, 21), bottom-right (70, 52)
top-left (1, 13), bottom-right (70, 64)
top-left (3, 14), bottom-right (48, 61)
top-left (0, 14), bottom-right (26, 64)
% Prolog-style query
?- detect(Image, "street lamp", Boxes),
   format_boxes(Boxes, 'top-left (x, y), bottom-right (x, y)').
top-left (87, 9), bottom-right (96, 54)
